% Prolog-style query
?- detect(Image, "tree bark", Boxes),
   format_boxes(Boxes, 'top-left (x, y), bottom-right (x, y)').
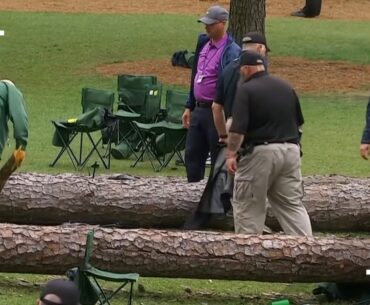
top-left (229, 0), bottom-right (266, 46)
top-left (0, 223), bottom-right (369, 282)
top-left (1, 173), bottom-right (370, 232)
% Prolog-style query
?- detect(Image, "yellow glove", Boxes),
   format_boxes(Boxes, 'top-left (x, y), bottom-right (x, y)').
top-left (13, 147), bottom-right (26, 167)
top-left (0, 147), bottom-right (26, 192)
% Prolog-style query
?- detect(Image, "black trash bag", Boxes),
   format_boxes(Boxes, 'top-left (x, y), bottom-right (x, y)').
top-left (183, 145), bottom-right (233, 230)
top-left (313, 282), bottom-right (370, 303)
top-left (171, 50), bottom-right (195, 69)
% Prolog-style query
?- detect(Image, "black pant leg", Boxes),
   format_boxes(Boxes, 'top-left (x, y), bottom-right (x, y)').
top-left (204, 109), bottom-right (220, 166)
top-left (304, 0), bottom-right (322, 16)
top-left (185, 108), bottom-right (209, 182)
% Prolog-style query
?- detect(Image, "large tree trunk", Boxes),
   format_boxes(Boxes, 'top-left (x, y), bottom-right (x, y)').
top-left (229, 0), bottom-right (266, 46)
top-left (1, 173), bottom-right (370, 232)
top-left (0, 223), bottom-right (369, 282)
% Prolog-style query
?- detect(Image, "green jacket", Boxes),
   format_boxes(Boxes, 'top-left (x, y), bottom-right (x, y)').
top-left (0, 80), bottom-right (29, 159)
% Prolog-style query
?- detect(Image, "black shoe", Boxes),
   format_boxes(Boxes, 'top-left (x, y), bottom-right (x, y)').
top-left (291, 9), bottom-right (307, 17)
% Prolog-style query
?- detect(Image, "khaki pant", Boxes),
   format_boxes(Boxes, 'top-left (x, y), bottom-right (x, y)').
top-left (232, 143), bottom-right (312, 236)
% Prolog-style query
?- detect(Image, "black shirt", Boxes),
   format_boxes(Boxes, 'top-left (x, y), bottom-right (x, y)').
top-left (230, 71), bottom-right (304, 145)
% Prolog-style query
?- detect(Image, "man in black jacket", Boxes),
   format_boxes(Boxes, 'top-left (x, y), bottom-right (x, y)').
top-left (212, 31), bottom-right (269, 142)
top-left (291, 0), bottom-right (322, 18)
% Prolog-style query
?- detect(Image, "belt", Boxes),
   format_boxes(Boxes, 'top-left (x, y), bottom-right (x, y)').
top-left (196, 101), bottom-right (213, 108)
top-left (252, 140), bottom-right (298, 146)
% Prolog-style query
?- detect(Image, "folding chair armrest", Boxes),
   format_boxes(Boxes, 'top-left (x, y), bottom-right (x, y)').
top-left (84, 266), bottom-right (139, 282)
top-left (115, 109), bottom-right (141, 119)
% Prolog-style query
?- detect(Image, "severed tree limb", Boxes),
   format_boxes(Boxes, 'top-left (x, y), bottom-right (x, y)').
top-left (0, 173), bottom-right (369, 231)
top-left (0, 223), bottom-right (369, 282)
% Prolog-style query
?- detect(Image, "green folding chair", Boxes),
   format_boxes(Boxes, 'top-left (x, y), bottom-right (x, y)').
top-left (79, 230), bottom-right (139, 305)
top-left (112, 74), bottom-right (162, 160)
top-left (131, 89), bottom-right (187, 171)
top-left (50, 88), bottom-right (117, 169)
top-left (117, 74), bottom-right (158, 115)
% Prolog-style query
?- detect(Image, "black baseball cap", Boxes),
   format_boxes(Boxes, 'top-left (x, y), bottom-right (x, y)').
top-left (242, 31), bottom-right (271, 51)
top-left (40, 279), bottom-right (80, 305)
top-left (239, 51), bottom-right (265, 67)
top-left (198, 5), bottom-right (229, 25)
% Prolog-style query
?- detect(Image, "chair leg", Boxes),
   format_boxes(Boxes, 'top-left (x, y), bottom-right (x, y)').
top-left (158, 134), bottom-right (186, 171)
top-left (132, 132), bottom-right (162, 171)
top-left (90, 276), bottom-right (133, 305)
top-left (175, 136), bottom-right (186, 165)
top-left (116, 121), bottom-right (141, 160)
top-left (91, 277), bottom-right (111, 305)
top-left (79, 133), bottom-right (110, 169)
top-left (102, 125), bottom-right (116, 169)
top-left (79, 132), bottom-right (84, 166)
top-left (107, 139), bottom-right (111, 169)
top-left (131, 148), bottom-right (146, 168)
top-left (128, 282), bottom-right (134, 305)
top-left (130, 129), bottom-right (160, 170)
top-left (159, 151), bottom-right (175, 171)
top-left (147, 141), bottom-right (163, 172)
top-left (49, 146), bottom-right (67, 167)
top-left (175, 149), bottom-right (185, 164)
top-left (50, 128), bottom-right (79, 169)
top-left (128, 121), bottom-right (144, 159)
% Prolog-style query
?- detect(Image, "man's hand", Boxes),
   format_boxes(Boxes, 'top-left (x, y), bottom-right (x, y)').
top-left (182, 109), bottom-right (191, 129)
top-left (360, 144), bottom-right (370, 160)
top-left (226, 132), bottom-right (244, 174)
top-left (226, 155), bottom-right (237, 174)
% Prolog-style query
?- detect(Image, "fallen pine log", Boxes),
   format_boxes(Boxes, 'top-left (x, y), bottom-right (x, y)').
top-left (0, 223), bottom-right (369, 282)
top-left (0, 173), bottom-right (369, 231)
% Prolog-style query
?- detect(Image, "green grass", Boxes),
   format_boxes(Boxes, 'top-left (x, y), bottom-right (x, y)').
top-left (267, 17), bottom-right (370, 63)
top-left (0, 9), bottom-right (369, 305)
top-left (0, 273), bottom-right (326, 305)
top-left (301, 94), bottom-right (369, 176)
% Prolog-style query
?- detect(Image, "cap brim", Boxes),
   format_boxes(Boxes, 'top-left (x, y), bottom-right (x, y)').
top-left (242, 36), bottom-right (271, 52)
top-left (198, 17), bottom-right (218, 25)
top-left (242, 37), bottom-right (253, 44)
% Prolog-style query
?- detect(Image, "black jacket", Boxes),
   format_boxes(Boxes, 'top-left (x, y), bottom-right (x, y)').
top-left (361, 98), bottom-right (370, 144)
